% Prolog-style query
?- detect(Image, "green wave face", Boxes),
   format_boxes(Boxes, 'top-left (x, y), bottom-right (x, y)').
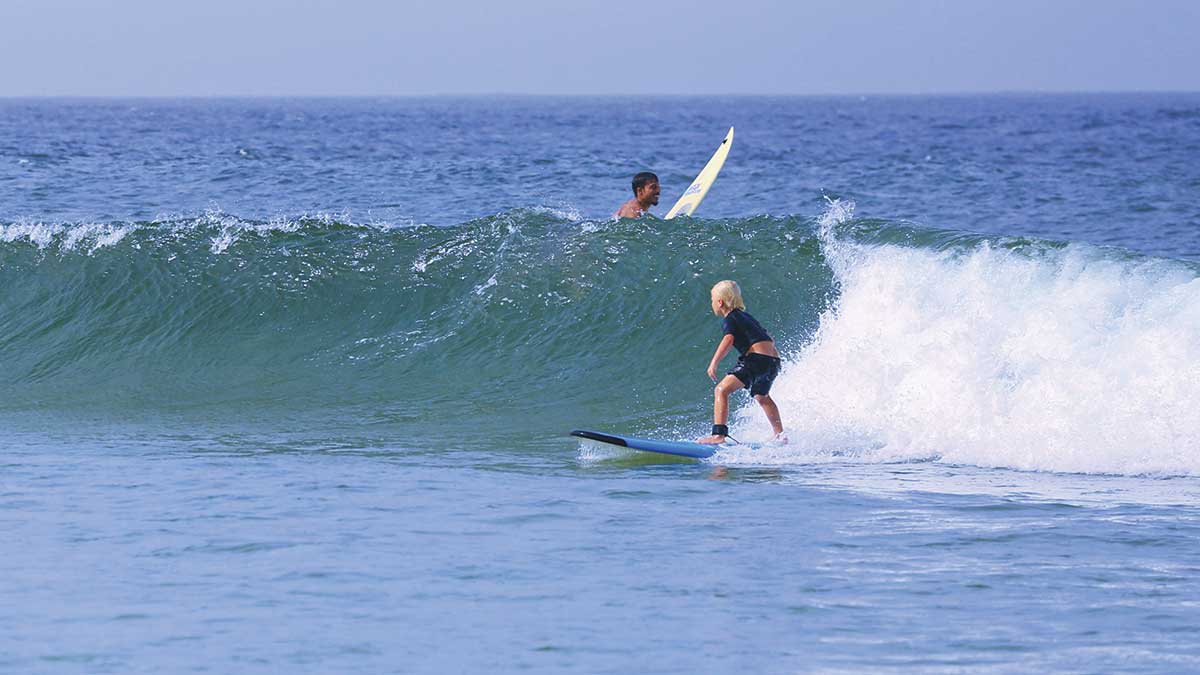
top-left (9, 207), bottom-right (1200, 474)
top-left (0, 212), bottom-right (831, 437)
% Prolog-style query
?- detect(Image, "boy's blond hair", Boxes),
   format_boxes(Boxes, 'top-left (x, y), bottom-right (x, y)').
top-left (711, 280), bottom-right (746, 311)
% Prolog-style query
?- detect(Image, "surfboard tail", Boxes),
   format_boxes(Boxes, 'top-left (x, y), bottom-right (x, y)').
top-left (570, 429), bottom-right (629, 447)
top-left (570, 429), bottom-right (716, 459)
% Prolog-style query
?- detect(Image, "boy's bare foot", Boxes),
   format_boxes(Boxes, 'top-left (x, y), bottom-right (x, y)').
top-left (770, 432), bottom-right (789, 446)
top-left (696, 434), bottom-right (726, 445)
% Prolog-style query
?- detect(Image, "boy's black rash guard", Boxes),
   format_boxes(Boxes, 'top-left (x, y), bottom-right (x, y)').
top-left (722, 309), bottom-right (773, 355)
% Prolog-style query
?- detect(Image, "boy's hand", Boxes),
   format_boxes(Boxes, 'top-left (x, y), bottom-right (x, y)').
top-left (707, 364), bottom-right (718, 382)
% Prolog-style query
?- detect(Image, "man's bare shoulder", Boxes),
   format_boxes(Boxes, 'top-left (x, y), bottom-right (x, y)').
top-left (614, 200), bottom-right (644, 218)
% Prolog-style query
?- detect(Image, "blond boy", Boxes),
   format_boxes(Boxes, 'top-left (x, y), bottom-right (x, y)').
top-left (698, 280), bottom-right (785, 444)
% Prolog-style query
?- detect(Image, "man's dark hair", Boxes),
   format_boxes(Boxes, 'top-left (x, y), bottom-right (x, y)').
top-left (632, 172), bottom-right (659, 195)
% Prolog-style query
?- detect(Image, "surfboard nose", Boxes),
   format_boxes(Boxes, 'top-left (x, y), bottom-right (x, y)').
top-left (664, 126), bottom-right (734, 220)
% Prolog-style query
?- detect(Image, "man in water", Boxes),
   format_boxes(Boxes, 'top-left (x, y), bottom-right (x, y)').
top-left (614, 172), bottom-right (660, 218)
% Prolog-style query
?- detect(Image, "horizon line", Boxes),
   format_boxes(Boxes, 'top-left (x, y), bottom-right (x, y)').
top-left (1, 88), bottom-right (1198, 101)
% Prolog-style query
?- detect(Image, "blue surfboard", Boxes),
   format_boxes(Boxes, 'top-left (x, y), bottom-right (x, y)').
top-left (570, 429), bottom-right (717, 459)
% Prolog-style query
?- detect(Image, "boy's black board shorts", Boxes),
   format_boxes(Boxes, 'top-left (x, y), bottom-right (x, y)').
top-left (729, 353), bottom-right (782, 396)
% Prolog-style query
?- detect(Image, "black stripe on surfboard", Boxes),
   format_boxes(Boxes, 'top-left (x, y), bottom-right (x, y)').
top-left (569, 430), bottom-right (629, 447)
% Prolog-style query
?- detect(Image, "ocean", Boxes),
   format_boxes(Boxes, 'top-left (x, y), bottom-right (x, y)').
top-left (2, 94), bottom-right (1199, 673)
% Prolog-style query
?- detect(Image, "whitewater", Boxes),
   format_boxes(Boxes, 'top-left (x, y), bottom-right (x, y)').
top-left (723, 201), bottom-right (1200, 475)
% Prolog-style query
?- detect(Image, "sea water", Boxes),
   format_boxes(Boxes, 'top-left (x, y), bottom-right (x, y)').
top-left (2, 95), bottom-right (1199, 673)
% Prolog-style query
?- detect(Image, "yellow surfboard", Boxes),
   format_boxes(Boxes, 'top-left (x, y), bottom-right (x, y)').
top-left (664, 126), bottom-right (734, 219)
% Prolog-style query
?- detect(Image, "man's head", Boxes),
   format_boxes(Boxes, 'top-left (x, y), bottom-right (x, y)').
top-left (632, 172), bottom-right (660, 206)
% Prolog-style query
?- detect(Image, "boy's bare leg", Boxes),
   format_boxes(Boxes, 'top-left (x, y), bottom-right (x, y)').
top-left (698, 375), bottom-right (743, 444)
top-left (754, 394), bottom-right (784, 437)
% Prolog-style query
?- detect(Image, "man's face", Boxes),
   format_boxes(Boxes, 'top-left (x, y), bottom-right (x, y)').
top-left (638, 180), bottom-right (660, 205)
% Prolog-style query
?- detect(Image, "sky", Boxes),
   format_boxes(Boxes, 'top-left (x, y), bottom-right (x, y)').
top-left (1, 0), bottom-right (1197, 96)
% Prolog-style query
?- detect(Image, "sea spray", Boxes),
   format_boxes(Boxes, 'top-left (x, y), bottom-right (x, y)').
top-left (748, 203), bottom-right (1200, 475)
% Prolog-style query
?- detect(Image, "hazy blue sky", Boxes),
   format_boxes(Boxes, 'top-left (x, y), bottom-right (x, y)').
top-left (2, 0), bottom-right (1197, 96)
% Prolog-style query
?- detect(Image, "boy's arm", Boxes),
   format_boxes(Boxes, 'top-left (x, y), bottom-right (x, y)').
top-left (707, 335), bottom-right (735, 382)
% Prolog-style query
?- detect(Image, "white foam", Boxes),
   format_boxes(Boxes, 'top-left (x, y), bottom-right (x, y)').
top-left (529, 204), bottom-right (584, 222)
top-left (0, 220), bottom-right (63, 248)
top-left (198, 209), bottom-right (313, 254)
top-left (4, 210), bottom-right (383, 257)
top-left (575, 440), bottom-right (634, 463)
top-left (731, 203), bottom-right (1200, 476)
top-left (0, 219), bottom-right (134, 253)
top-left (473, 274), bottom-right (498, 295)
